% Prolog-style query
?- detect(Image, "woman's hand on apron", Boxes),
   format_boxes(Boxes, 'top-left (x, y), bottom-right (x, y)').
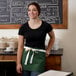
top-left (16, 64), bottom-right (22, 74)
top-left (46, 51), bottom-right (50, 57)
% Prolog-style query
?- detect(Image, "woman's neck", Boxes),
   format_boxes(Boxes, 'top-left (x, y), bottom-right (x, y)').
top-left (28, 18), bottom-right (42, 29)
top-left (29, 18), bottom-right (41, 24)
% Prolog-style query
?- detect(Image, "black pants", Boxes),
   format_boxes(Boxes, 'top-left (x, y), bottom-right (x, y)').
top-left (0, 62), bottom-right (17, 76)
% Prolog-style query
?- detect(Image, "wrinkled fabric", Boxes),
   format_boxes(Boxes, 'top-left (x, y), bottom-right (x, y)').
top-left (22, 48), bottom-right (46, 73)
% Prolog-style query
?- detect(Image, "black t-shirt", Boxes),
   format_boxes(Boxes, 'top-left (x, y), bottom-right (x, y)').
top-left (18, 21), bottom-right (53, 49)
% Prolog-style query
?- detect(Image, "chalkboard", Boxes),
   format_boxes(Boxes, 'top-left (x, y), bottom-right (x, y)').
top-left (0, 0), bottom-right (62, 24)
top-left (0, 0), bottom-right (68, 29)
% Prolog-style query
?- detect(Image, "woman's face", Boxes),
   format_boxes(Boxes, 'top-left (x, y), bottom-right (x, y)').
top-left (28, 5), bottom-right (39, 19)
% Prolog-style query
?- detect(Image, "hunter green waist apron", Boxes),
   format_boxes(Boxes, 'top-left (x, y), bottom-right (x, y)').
top-left (22, 46), bottom-right (46, 73)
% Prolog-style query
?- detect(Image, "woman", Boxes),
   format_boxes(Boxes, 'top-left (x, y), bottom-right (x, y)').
top-left (16, 2), bottom-right (55, 76)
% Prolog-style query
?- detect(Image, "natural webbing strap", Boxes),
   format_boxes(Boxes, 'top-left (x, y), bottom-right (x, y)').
top-left (24, 46), bottom-right (46, 65)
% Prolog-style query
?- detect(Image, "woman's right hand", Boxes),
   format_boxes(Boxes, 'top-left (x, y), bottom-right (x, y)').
top-left (16, 64), bottom-right (22, 74)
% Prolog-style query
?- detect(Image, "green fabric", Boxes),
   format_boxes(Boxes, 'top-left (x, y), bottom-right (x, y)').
top-left (22, 49), bottom-right (46, 73)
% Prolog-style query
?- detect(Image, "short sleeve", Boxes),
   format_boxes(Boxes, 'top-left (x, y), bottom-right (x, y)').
top-left (46, 24), bottom-right (53, 33)
top-left (18, 25), bottom-right (24, 36)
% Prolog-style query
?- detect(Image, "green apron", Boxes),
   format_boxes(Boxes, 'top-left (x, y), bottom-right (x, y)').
top-left (22, 48), bottom-right (46, 73)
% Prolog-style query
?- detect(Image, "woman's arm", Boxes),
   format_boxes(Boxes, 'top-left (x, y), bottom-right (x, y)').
top-left (16, 35), bottom-right (24, 73)
top-left (46, 30), bottom-right (55, 57)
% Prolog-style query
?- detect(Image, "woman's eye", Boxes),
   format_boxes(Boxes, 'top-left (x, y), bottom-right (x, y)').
top-left (28, 9), bottom-right (37, 12)
top-left (33, 9), bottom-right (37, 11)
top-left (28, 9), bottom-right (31, 11)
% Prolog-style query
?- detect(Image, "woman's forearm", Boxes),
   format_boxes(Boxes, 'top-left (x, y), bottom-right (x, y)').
top-left (17, 48), bottom-right (23, 65)
top-left (17, 35), bottom-right (24, 65)
top-left (46, 37), bottom-right (55, 52)
top-left (46, 31), bottom-right (55, 53)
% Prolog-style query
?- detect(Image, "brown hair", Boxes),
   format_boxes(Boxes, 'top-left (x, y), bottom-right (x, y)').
top-left (28, 2), bottom-right (41, 16)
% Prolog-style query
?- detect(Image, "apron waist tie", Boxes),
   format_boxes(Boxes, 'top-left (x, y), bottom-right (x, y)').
top-left (24, 46), bottom-right (46, 65)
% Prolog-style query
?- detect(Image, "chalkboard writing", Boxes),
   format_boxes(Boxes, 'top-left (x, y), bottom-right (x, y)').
top-left (0, 0), bottom-right (62, 24)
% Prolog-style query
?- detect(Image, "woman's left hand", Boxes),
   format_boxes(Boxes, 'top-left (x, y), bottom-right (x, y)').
top-left (46, 51), bottom-right (50, 57)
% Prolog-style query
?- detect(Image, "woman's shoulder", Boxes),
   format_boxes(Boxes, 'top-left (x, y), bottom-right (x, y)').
top-left (42, 21), bottom-right (51, 25)
top-left (21, 22), bottom-right (28, 27)
top-left (42, 21), bottom-right (53, 32)
top-left (42, 21), bottom-right (52, 27)
top-left (19, 22), bottom-right (28, 29)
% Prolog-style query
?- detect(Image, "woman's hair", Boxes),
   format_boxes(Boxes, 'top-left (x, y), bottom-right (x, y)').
top-left (28, 2), bottom-right (41, 16)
